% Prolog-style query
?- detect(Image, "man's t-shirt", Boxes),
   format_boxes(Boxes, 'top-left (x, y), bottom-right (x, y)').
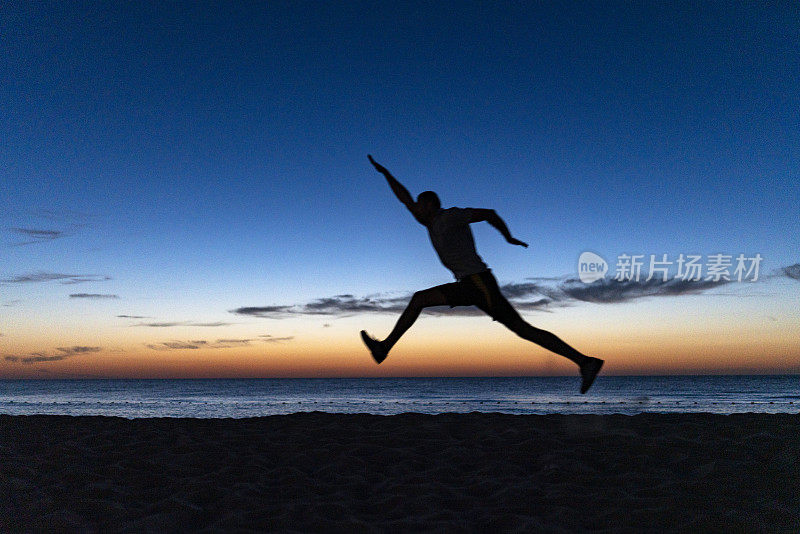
top-left (426, 207), bottom-right (488, 280)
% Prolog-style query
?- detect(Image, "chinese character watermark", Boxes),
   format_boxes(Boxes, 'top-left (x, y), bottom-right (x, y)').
top-left (578, 253), bottom-right (762, 283)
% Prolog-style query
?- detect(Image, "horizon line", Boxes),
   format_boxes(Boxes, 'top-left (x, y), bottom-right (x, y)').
top-left (2, 372), bottom-right (799, 381)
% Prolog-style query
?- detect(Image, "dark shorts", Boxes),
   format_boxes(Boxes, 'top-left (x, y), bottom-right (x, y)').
top-left (436, 270), bottom-right (520, 324)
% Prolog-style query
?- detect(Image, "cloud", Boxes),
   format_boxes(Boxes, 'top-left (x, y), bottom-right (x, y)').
top-left (70, 293), bottom-right (120, 299)
top-left (229, 306), bottom-right (294, 317)
top-left (6, 209), bottom-right (94, 246)
top-left (231, 274), bottom-right (732, 319)
top-left (305, 294), bottom-right (409, 314)
top-left (145, 338), bottom-right (259, 350)
top-left (494, 281), bottom-right (563, 305)
top-left (146, 341), bottom-right (207, 350)
top-left (494, 276), bottom-right (730, 308)
top-left (14, 228), bottom-right (64, 238)
top-left (9, 227), bottom-right (64, 246)
top-left (557, 276), bottom-right (730, 303)
top-left (231, 295), bottom-right (409, 318)
top-left (231, 286), bottom-right (550, 319)
top-left (513, 298), bottom-right (553, 311)
top-left (1, 272), bottom-right (111, 284)
top-left (782, 263), bottom-right (800, 281)
top-left (259, 335), bottom-right (295, 343)
top-left (214, 338), bottom-right (253, 348)
top-left (4, 346), bottom-right (101, 364)
top-left (134, 321), bottom-right (234, 327)
top-left (56, 346), bottom-right (102, 355)
top-left (117, 314), bottom-right (150, 319)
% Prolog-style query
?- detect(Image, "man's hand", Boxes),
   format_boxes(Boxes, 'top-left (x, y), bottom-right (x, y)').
top-left (368, 154), bottom-right (388, 174)
top-left (507, 237), bottom-right (529, 248)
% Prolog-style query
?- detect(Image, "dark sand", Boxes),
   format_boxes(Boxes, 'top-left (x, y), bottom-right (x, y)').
top-left (1, 412), bottom-right (799, 532)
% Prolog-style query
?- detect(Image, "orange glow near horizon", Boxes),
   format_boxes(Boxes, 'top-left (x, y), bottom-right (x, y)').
top-left (2, 333), bottom-right (798, 379)
top-left (2, 291), bottom-right (799, 379)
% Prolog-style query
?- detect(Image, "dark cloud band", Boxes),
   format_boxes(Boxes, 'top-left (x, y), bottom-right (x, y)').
top-left (231, 273), bottom-right (738, 319)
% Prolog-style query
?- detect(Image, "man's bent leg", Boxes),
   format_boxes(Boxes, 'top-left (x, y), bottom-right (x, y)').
top-left (382, 286), bottom-right (449, 352)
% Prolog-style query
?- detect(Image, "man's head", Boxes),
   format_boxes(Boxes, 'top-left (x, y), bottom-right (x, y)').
top-left (416, 191), bottom-right (441, 223)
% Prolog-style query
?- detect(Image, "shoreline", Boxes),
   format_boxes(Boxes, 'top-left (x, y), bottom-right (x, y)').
top-left (2, 412), bottom-right (799, 532)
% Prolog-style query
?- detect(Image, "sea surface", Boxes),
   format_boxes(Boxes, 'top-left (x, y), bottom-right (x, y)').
top-left (0, 376), bottom-right (798, 418)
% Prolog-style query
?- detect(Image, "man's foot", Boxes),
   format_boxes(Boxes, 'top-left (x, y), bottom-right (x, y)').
top-left (579, 357), bottom-right (604, 394)
top-left (360, 330), bottom-right (388, 364)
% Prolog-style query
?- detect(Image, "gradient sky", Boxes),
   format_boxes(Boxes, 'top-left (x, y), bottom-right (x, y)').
top-left (2, 1), bottom-right (799, 378)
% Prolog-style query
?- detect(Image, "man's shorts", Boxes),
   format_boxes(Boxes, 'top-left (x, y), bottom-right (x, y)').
top-left (436, 270), bottom-right (520, 324)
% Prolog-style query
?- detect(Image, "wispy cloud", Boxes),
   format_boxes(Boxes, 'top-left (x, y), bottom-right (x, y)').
top-left (229, 306), bottom-right (294, 317)
top-left (146, 341), bottom-right (207, 351)
top-left (9, 228), bottom-right (64, 246)
top-left (117, 314), bottom-right (150, 319)
top-left (57, 346), bottom-right (101, 355)
top-left (4, 346), bottom-right (101, 364)
top-left (259, 334), bottom-right (295, 343)
top-left (1, 272), bottom-right (111, 284)
top-left (209, 338), bottom-right (254, 348)
top-left (145, 338), bottom-right (260, 350)
top-left (134, 321), bottom-right (234, 327)
top-left (7, 209), bottom-right (93, 246)
top-left (70, 293), bottom-right (120, 299)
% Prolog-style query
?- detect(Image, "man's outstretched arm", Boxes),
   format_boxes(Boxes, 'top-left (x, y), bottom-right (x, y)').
top-left (367, 154), bottom-right (416, 210)
top-left (470, 209), bottom-right (529, 247)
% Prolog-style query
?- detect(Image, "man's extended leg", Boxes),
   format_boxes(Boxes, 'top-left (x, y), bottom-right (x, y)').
top-left (361, 286), bottom-right (449, 363)
top-left (491, 300), bottom-right (604, 393)
top-left (503, 310), bottom-right (588, 365)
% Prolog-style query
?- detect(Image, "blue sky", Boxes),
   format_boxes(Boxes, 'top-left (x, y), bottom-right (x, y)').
top-left (1, 2), bottom-right (798, 377)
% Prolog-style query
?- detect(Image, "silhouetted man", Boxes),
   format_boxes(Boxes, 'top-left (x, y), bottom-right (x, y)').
top-left (360, 155), bottom-right (604, 393)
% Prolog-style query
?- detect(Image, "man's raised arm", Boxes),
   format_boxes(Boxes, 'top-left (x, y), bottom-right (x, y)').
top-left (367, 155), bottom-right (415, 209)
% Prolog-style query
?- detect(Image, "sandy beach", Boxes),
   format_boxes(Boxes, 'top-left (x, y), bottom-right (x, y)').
top-left (1, 412), bottom-right (799, 532)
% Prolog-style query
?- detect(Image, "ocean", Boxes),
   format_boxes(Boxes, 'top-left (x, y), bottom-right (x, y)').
top-left (1, 375), bottom-right (798, 418)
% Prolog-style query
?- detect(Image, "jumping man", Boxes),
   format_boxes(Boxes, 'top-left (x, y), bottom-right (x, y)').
top-left (360, 155), bottom-right (604, 393)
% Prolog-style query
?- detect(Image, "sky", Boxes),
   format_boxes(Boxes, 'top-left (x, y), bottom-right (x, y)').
top-left (1, 1), bottom-right (799, 378)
